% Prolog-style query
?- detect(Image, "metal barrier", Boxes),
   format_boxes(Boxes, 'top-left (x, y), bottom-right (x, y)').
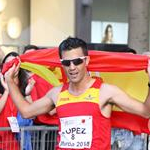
top-left (0, 126), bottom-right (149, 150)
top-left (0, 126), bottom-right (58, 150)
top-left (111, 133), bottom-right (148, 150)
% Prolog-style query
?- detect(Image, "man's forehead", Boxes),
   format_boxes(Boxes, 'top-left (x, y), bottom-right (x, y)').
top-left (61, 48), bottom-right (84, 58)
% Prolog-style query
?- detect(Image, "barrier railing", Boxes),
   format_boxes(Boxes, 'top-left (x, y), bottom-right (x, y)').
top-left (0, 126), bottom-right (58, 150)
top-left (0, 126), bottom-right (149, 150)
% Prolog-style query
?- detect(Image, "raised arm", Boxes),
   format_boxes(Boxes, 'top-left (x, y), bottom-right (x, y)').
top-left (4, 63), bottom-right (57, 119)
top-left (100, 59), bottom-right (150, 118)
top-left (100, 82), bottom-right (150, 118)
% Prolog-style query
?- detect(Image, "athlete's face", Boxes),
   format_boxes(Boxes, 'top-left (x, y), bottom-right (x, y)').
top-left (61, 47), bottom-right (89, 84)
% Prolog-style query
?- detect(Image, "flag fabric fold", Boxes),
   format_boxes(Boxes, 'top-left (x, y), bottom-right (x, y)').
top-left (20, 48), bottom-right (149, 72)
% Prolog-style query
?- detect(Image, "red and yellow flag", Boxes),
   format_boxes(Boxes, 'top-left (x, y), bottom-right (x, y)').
top-left (3, 48), bottom-right (150, 134)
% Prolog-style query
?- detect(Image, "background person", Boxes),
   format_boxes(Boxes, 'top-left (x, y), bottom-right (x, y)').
top-left (102, 24), bottom-right (114, 43)
top-left (0, 52), bottom-right (30, 150)
top-left (22, 44), bottom-right (59, 125)
top-left (23, 45), bottom-right (58, 149)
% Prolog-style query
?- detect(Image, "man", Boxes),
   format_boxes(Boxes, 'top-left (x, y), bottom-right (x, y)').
top-left (4, 37), bottom-right (150, 150)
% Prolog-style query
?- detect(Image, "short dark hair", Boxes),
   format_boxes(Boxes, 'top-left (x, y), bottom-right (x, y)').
top-left (58, 37), bottom-right (88, 58)
top-left (126, 47), bottom-right (137, 54)
top-left (23, 45), bottom-right (39, 54)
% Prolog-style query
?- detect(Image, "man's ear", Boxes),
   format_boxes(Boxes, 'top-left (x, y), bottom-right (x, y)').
top-left (85, 56), bottom-right (90, 66)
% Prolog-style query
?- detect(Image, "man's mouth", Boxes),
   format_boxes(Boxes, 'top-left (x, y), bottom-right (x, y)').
top-left (69, 72), bottom-right (78, 78)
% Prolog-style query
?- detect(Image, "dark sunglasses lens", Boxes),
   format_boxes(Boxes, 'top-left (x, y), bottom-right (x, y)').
top-left (73, 58), bottom-right (84, 65)
top-left (61, 60), bottom-right (70, 66)
top-left (61, 57), bottom-right (85, 66)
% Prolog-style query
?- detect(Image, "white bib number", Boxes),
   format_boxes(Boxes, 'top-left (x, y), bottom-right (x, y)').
top-left (59, 116), bottom-right (92, 149)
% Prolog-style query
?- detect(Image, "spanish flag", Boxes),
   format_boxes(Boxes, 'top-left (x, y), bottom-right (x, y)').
top-left (2, 48), bottom-right (150, 134)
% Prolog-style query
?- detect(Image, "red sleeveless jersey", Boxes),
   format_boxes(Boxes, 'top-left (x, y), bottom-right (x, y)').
top-left (56, 78), bottom-right (111, 150)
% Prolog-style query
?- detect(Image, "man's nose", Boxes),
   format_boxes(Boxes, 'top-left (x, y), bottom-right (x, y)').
top-left (69, 61), bottom-right (76, 69)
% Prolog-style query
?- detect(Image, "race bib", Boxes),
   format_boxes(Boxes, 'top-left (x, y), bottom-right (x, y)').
top-left (59, 116), bottom-right (92, 149)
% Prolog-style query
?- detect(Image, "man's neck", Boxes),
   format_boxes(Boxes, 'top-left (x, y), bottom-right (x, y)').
top-left (68, 76), bottom-right (95, 96)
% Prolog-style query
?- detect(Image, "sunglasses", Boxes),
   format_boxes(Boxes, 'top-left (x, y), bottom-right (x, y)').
top-left (60, 56), bottom-right (86, 67)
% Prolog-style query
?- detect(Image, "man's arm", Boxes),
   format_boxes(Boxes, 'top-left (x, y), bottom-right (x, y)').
top-left (100, 83), bottom-right (150, 118)
top-left (4, 63), bottom-right (56, 119)
top-left (100, 59), bottom-right (150, 118)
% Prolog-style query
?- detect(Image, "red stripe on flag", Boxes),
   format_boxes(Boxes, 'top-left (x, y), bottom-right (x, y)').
top-left (111, 111), bottom-right (150, 134)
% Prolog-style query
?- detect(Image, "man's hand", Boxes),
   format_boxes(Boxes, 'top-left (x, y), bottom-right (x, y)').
top-left (4, 57), bottom-right (21, 83)
top-left (2, 57), bottom-right (20, 75)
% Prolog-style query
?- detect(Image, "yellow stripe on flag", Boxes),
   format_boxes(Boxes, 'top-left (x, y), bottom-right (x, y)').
top-left (21, 62), bottom-right (61, 87)
top-left (90, 71), bottom-right (149, 111)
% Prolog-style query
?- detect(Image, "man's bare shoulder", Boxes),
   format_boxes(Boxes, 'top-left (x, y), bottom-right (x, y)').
top-left (100, 82), bottom-right (125, 103)
top-left (100, 83), bottom-right (120, 100)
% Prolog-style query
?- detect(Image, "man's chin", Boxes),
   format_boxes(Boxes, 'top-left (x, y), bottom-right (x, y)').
top-left (69, 77), bottom-right (79, 83)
